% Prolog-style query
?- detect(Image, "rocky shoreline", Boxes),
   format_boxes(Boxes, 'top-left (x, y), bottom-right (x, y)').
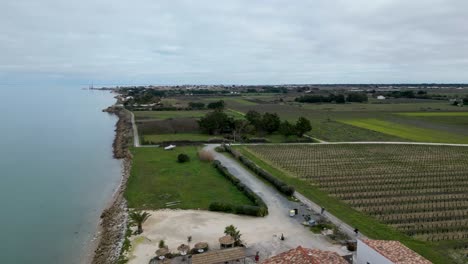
top-left (92, 106), bottom-right (133, 264)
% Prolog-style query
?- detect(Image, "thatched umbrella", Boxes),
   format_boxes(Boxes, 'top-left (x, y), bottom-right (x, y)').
top-left (177, 244), bottom-right (190, 255)
top-left (218, 235), bottom-right (235, 248)
top-left (156, 247), bottom-right (169, 259)
top-left (194, 242), bottom-right (208, 253)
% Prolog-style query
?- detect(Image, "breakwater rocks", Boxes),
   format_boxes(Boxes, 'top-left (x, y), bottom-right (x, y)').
top-left (93, 106), bottom-right (133, 264)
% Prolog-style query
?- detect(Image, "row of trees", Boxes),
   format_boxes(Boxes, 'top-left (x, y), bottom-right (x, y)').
top-left (198, 109), bottom-right (311, 138)
top-left (295, 93), bottom-right (368, 103)
top-left (245, 110), bottom-right (311, 136)
top-left (188, 100), bottom-right (225, 110)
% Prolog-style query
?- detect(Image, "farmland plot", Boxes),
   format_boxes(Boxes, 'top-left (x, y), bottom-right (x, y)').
top-left (246, 144), bottom-right (468, 242)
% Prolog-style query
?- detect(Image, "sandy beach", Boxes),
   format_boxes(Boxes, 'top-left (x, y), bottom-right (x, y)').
top-left (125, 209), bottom-right (348, 263)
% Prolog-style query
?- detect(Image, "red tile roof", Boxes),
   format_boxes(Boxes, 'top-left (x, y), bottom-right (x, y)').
top-left (261, 246), bottom-right (348, 264)
top-left (361, 239), bottom-right (432, 264)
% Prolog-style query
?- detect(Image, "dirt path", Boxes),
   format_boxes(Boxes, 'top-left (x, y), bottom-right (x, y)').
top-left (129, 111), bottom-right (140, 147)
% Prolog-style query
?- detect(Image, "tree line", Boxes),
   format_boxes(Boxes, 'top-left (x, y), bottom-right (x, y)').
top-left (295, 93), bottom-right (368, 104)
top-left (198, 109), bottom-right (311, 139)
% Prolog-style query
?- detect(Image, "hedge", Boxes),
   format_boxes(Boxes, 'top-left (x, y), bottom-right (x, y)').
top-left (211, 160), bottom-right (268, 217)
top-left (222, 144), bottom-right (295, 196)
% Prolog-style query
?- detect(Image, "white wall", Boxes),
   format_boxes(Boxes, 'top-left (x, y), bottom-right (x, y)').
top-left (356, 240), bottom-right (394, 264)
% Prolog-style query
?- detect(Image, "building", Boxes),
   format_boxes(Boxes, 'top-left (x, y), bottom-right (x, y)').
top-left (377, 95), bottom-right (386, 100)
top-left (356, 239), bottom-right (431, 264)
top-left (261, 246), bottom-right (348, 264)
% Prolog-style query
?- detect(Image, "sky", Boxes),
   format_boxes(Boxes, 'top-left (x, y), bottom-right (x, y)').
top-left (1, 0), bottom-right (468, 85)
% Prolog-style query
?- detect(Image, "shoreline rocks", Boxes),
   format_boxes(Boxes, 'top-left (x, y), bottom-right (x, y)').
top-left (93, 106), bottom-right (133, 264)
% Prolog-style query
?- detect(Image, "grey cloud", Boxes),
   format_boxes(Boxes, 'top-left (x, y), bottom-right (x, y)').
top-left (0, 0), bottom-right (467, 85)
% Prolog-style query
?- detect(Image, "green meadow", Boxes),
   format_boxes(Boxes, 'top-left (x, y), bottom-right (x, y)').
top-left (125, 146), bottom-right (253, 209)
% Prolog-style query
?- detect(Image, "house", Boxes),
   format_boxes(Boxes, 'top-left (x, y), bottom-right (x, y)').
top-left (377, 95), bottom-right (386, 100)
top-left (356, 239), bottom-right (431, 264)
top-left (261, 246), bottom-right (348, 264)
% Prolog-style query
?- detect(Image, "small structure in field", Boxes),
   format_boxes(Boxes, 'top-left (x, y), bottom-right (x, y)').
top-left (194, 242), bottom-right (209, 253)
top-left (218, 235), bottom-right (235, 248)
top-left (155, 247), bottom-right (169, 260)
top-left (377, 95), bottom-right (386, 100)
top-left (164, 144), bottom-right (176, 150)
top-left (177, 244), bottom-right (190, 256)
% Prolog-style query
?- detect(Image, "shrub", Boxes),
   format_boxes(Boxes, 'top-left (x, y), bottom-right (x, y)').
top-left (222, 144), bottom-right (295, 197)
top-left (177, 153), bottom-right (190, 163)
top-left (158, 240), bottom-right (166, 249)
top-left (212, 159), bottom-right (268, 217)
top-left (209, 202), bottom-right (233, 212)
top-left (198, 150), bottom-right (214, 162)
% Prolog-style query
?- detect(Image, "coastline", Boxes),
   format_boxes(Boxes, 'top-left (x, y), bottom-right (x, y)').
top-left (91, 105), bottom-right (133, 264)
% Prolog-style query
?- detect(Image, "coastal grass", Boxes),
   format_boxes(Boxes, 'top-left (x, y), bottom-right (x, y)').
top-left (340, 118), bottom-right (468, 143)
top-left (125, 146), bottom-right (254, 210)
top-left (233, 145), bottom-right (452, 264)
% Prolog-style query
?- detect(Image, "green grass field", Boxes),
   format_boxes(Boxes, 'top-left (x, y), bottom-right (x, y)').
top-left (141, 133), bottom-right (223, 143)
top-left (397, 112), bottom-right (468, 117)
top-left (340, 118), bottom-right (468, 143)
top-left (134, 109), bottom-right (244, 120)
top-left (125, 147), bottom-right (254, 209)
top-left (134, 110), bottom-right (207, 120)
top-left (234, 145), bottom-right (466, 264)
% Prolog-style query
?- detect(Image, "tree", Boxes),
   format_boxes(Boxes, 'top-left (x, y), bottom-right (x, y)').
top-left (129, 211), bottom-right (151, 234)
top-left (232, 119), bottom-right (254, 142)
top-left (335, 94), bottom-right (346, 104)
top-left (207, 100), bottom-right (225, 110)
top-left (295, 117), bottom-right (312, 137)
top-left (279, 121), bottom-right (296, 137)
top-left (224, 225), bottom-right (242, 246)
top-left (198, 111), bottom-right (233, 135)
top-left (261, 113), bottom-right (280, 134)
top-left (188, 102), bottom-right (205, 109)
top-left (347, 93), bottom-right (368, 102)
top-left (245, 110), bottom-right (262, 130)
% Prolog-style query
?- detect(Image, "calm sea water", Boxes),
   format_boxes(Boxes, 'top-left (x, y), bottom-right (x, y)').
top-left (0, 85), bottom-right (122, 263)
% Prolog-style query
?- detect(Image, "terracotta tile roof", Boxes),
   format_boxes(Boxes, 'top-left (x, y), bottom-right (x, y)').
top-left (191, 247), bottom-right (246, 264)
top-left (361, 239), bottom-right (432, 264)
top-left (261, 246), bottom-right (348, 264)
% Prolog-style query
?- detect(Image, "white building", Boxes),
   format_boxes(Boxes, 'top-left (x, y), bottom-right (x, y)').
top-left (377, 95), bottom-right (386, 100)
top-left (356, 239), bottom-right (431, 264)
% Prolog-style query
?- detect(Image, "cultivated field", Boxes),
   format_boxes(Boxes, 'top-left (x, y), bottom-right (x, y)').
top-left (244, 144), bottom-right (468, 242)
top-left (340, 118), bottom-right (468, 143)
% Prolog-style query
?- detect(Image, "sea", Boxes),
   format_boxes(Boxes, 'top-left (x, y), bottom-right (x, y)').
top-left (0, 85), bottom-right (122, 263)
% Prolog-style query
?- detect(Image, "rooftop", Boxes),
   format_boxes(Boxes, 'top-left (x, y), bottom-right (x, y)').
top-left (360, 239), bottom-right (431, 264)
top-left (191, 247), bottom-right (246, 264)
top-left (261, 246), bottom-right (348, 264)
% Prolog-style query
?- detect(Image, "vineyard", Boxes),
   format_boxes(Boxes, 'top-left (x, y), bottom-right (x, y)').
top-left (245, 144), bottom-right (468, 242)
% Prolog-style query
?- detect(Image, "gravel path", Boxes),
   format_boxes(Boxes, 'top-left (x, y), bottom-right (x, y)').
top-left (205, 144), bottom-right (365, 240)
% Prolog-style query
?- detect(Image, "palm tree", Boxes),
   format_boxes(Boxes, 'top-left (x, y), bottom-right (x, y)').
top-left (224, 225), bottom-right (242, 246)
top-left (129, 211), bottom-right (151, 234)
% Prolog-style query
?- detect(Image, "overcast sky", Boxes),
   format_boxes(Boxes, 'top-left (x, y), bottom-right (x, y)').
top-left (1, 0), bottom-right (468, 85)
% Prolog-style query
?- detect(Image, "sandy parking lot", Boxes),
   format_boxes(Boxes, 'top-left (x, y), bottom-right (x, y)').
top-left (126, 209), bottom-right (349, 263)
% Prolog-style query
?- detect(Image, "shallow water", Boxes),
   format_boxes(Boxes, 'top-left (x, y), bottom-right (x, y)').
top-left (0, 85), bottom-right (122, 263)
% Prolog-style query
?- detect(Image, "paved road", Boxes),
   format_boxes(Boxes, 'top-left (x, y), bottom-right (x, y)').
top-left (204, 144), bottom-right (365, 241)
